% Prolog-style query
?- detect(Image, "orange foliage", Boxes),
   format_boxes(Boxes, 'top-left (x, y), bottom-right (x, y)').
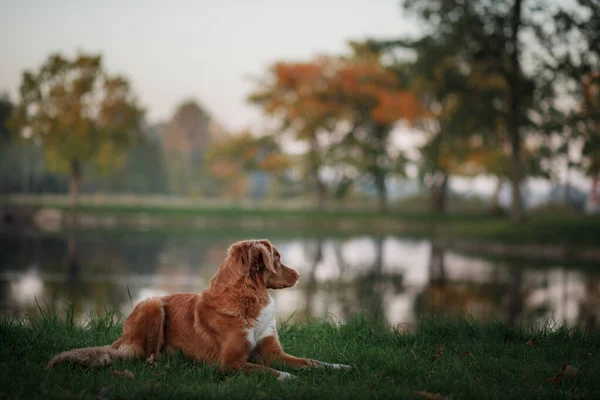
top-left (331, 59), bottom-right (424, 125)
top-left (249, 54), bottom-right (426, 134)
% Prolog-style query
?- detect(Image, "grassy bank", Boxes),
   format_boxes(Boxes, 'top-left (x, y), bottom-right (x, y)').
top-left (1, 313), bottom-right (599, 399)
top-left (3, 196), bottom-right (600, 265)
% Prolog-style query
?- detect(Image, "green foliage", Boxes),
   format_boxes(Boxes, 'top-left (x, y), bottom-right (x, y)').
top-left (537, 0), bottom-right (600, 179)
top-left (91, 130), bottom-right (170, 194)
top-left (8, 52), bottom-right (145, 178)
top-left (205, 131), bottom-right (291, 176)
top-left (371, 0), bottom-right (554, 219)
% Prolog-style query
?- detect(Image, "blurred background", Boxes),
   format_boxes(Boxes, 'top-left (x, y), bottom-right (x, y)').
top-left (1, 0), bottom-right (599, 331)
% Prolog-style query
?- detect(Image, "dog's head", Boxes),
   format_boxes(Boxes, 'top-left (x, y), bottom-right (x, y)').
top-left (212, 239), bottom-right (300, 290)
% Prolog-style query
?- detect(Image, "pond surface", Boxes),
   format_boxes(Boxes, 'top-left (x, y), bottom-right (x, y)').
top-left (1, 232), bottom-right (599, 331)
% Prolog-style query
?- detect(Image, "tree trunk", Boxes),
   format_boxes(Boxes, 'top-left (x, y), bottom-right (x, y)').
top-left (428, 241), bottom-right (446, 284)
top-left (508, 0), bottom-right (525, 223)
top-left (431, 171), bottom-right (448, 213)
top-left (69, 158), bottom-right (81, 209)
top-left (490, 176), bottom-right (504, 215)
top-left (313, 171), bottom-right (327, 210)
top-left (590, 174), bottom-right (599, 211)
top-left (365, 236), bottom-right (386, 322)
top-left (564, 161), bottom-right (571, 205)
top-left (309, 136), bottom-right (326, 210)
top-left (374, 171), bottom-right (388, 213)
top-left (303, 239), bottom-right (323, 317)
top-left (66, 232), bottom-right (81, 284)
top-left (508, 269), bottom-right (523, 324)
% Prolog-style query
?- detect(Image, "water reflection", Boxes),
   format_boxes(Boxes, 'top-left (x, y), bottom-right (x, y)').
top-left (0, 232), bottom-right (598, 330)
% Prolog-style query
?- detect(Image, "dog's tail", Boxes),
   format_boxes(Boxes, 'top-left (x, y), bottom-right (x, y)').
top-left (46, 345), bottom-right (129, 369)
top-left (47, 297), bottom-right (166, 369)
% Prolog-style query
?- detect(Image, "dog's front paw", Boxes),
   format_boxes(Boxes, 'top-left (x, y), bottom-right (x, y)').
top-left (325, 363), bottom-right (352, 370)
top-left (277, 371), bottom-right (296, 381)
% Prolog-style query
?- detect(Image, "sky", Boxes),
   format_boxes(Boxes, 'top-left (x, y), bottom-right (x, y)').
top-left (0, 0), bottom-right (417, 131)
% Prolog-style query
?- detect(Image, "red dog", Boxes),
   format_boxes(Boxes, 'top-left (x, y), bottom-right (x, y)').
top-left (47, 239), bottom-right (351, 380)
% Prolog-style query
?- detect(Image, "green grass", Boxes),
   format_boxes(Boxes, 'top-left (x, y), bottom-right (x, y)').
top-left (33, 209), bottom-right (600, 248)
top-left (1, 312), bottom-right (599, 399)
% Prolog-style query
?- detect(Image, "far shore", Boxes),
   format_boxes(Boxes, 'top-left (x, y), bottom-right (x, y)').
top-left (2, 195), bottom-right (599, 264)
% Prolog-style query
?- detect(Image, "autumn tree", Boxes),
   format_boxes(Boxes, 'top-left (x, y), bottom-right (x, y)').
top-left (249, 45), bottom-right (424, 211)
top-left (205, 131), bottom-right (291, 199)
top-left (8, 52), bottom-right (145, 207)
top-left (326, 42), bottom-right (425, 212)
top-left (248, 58), bottom-right (340, 208)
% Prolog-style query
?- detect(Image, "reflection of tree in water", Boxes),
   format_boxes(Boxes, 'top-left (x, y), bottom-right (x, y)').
top-left (66, 232), bottom-right (81, 284)
top-left (578, 272), bottom-right (600, 330)
top-left (155, 237), bottom-right (219, 286)
top-left (428, 241), bottom-right (446, 284)
top-left (414, 243), bottom-right (507, 323)
top-left (0, 232), bottom-right (167, 320)
top-left (353, 237), bottom-right (388, 323)
top-left (507, 269), bottom-right (523, 324)
top-left (302, 238), bottom-right (323, 318)
top-left (302, 237), bottom-right (402, 325)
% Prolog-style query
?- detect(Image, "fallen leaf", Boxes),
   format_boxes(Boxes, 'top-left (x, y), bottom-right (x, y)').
top-left (111, 369), bottom-right (134, 380)
top-left (431, 345), bottom-right (445, 361)
top-left (145, 383), bottom-right (162, 391)
top-left (580, 353), bottom-right (592, 359)
top-left (548, 372), bottom-right (563, 384)
top-left (460, 351), bottom-right (472, 359)
top-left (523, 381), bottom-right (531, 387)
top-left (562, 364), bottom-right (579, 377)
top-left (412, 390), bottom-right (446, 400)
top-left (526, 340), bottom-right (536, 348)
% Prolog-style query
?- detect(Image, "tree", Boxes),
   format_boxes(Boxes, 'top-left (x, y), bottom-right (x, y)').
top-left (249, 44), bottom-right (424, 211)
top-left (326, 42), bottom-right (424, 212)
top-left (371, 33), bottom-right (508, 213)
top-left (205, 131), bottom-right (291, 199)
top-left (540, 0), bottom-right (600, 211)
top-left (374, 0), bottom-right (548, 221)
top-left (248, 58), bottom-right (340, 208)
top-left (0, 93), bottom-right (13, 147)
top-left (8, 52), bottom-right (145, 207)
top-left (161, 100), bottom-right (218, 196)
top-left (90, 122), bottom-right (170, 194)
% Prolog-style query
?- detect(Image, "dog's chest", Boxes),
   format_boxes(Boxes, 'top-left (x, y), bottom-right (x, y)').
top-left (246, 295), bottom-right (276, 350)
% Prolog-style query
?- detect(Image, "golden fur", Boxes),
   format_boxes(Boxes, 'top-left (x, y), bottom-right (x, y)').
top-left (47, 239), bottom-right (350, 380)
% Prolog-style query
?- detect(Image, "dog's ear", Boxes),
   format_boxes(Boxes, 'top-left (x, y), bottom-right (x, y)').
top-left (226, 241), bottom-right (252, 270)
top-left (251, 240), bottom-right (276, 275)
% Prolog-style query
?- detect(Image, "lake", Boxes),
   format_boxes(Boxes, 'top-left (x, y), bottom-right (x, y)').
top-left (1, 231), bottom-right (599, 331)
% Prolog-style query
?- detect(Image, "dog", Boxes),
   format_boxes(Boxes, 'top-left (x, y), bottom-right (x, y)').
top-left (47, 239), bottom-right (351, 380)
